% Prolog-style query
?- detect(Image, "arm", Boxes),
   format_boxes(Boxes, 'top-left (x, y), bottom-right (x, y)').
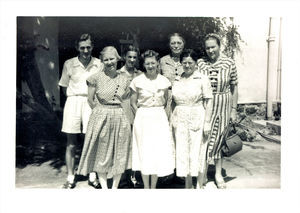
top-left (130, 89), bottom-right (138, 115)
top-left (230, 84), bottom-right (238, 122)
top-left (203, 98), bottom-right (213, 137)
top-left (61, 87), bottom-right (67, 96)
top-left (163, 88), bottom-right (168, 109)
top-left (87, 86), bottom-right (97, 109)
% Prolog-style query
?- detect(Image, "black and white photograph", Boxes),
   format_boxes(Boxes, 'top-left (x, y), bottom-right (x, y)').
top-left (1, 1), bottom-right (300, 213)
top-left (15, 16), bottom-right (281, 190)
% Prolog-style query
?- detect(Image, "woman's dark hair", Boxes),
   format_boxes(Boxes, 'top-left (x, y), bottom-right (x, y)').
top-left (124, 45), bottom-right (140, 56)
top-left (168, 33), bottom-right (185, 45)
top-left (180, 49), bottom-right (198, 63)
top-left (140, 50), bottom-right (160, 72)
top-left (204, 33), bottom-right (221, 47)
top-left (141, 50), bottom-right (159, 63)
top-left (75, 33), bottom-right (93, 47)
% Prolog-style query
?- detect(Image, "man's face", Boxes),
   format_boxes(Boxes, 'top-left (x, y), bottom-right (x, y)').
top-left (77, 39), bottom-right (93, 60)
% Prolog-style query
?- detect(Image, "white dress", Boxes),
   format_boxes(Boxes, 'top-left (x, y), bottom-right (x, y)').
top-left (130, 73), bottom-right (175, 177)
top-left (171, 71), bottom-right (213, 176)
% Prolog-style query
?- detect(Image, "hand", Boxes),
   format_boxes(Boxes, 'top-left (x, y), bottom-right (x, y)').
top-left (230, 109), bottom-right (237, 123)
top-left (203, 121), bottom-right (211, 140)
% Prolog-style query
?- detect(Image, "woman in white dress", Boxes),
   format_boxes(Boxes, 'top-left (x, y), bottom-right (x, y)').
top-left (130, 50), bottom-right (175, 189)
top-left (171, 49), bottom-right (213, 188)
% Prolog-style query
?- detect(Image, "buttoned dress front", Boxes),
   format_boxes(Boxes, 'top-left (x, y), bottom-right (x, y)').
top-left (77, 71), bottom-right (132, 178)
top-left (197, 55), bottom-right (238, 162)
top-left (160, 55), bottom-right (184, 119)
top-left (171, 71), bottom-right (213, 176)
top-left (130, 74), bottom-right (175, 177)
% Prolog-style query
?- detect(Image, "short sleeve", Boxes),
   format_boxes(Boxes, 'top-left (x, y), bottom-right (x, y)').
top-left (230, 62), bottom-right (238, 85)
top-left (159, 75), bottom-right (171, 90)
top-left (58, 61), bottom-right (70, 87)
top-left (86, 73), bottom-right (97, 87)
top-left (202, 75), bottom-right (213, 99)
top-left (129, 78), bottom-right (137, 92)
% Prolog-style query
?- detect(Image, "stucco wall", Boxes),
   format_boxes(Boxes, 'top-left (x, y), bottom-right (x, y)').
top-left (234, 17), bottom-right (281, 104)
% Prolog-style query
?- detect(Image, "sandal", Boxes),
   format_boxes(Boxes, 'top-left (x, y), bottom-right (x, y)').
top-left (215, 179), bottom-right (226, 189)
top-left (88, 179), bottom-right (101, 189)
top-left (62, 181), bottom-right (76, 189)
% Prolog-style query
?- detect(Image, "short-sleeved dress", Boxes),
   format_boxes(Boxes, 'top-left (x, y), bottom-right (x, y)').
top-left (160, 55), bottom-right (184, 119)
top-left (130, 73), bottom-right (175, 177)
top-left (119, 66), bottom-right (142, 125)
top-left (197, 55), bottom-right (238, 162)
top-left (171, 71), bottom-right (213, 177)
top-left (76, 70), bottom-right (132, 178)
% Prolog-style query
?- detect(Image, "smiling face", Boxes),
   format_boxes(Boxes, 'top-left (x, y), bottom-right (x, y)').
top-left (169, 35), bottom-right (184, 56)
top-left (182, 56), bottom-right (196, 76)
top-left (205, 38), bottom-right (220, 62)
top-left (125, 51), bottom-right (138, 69)
top-left (144, 56), bottom-right (158, 76)
top-left (102, 51), bottom-right (118, 72)
top-left (77, 39), bottom-right (93, 61)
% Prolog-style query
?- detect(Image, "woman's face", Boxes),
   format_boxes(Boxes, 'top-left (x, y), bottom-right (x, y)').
top-left (102, 51), bottom-right (118, 72)
top-left (125, 51), bottom-right (138, 69)
top-left (205, 38), bottom-right (220, 61)
top-left (144, 56), bottom-right (158, 75)
top-left (182, 56), bottom-right (197, 76)
top-left (169, 36), bottom-right (184, 55)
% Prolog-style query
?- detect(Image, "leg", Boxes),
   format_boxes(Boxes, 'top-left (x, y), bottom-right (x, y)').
top-left (98, 173), bottom-right (108, 189)
top-left (88, 172), bottom-right (101, 189)
top-left (65, 133), bottom-right (77, 180)
top-left (112, 174), bottom-right (122, 189)
top-left (185, 175), bottom-right (193, 189)
top-left (150, 175), bottom-right (158, 189)
top-left (197, 162), bottom-right (208, 189)
top-left (141, 174), bottom-right (150, 189)
top-left (215, 158), bottom-right (226, 189)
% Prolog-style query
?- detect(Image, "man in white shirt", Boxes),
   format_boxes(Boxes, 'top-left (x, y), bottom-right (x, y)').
top-left (59, 34), bottom-right (102, 189)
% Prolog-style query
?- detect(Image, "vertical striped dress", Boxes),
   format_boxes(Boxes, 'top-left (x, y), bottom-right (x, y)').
top-left (197, 55), bottom-right (238, 162)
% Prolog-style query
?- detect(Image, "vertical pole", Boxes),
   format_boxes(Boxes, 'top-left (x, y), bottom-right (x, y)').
top-left (266, 17), bottom-right (278, 120)
top-left (277, 17), bottom-right (282, 101)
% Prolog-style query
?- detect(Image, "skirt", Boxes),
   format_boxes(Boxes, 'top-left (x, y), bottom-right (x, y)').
top-left (77, 104), bottom-right (131, 179)
top-left (132, 107), bottom-right (175, 177)
top-left (207, 92), bottom-right (232, 163)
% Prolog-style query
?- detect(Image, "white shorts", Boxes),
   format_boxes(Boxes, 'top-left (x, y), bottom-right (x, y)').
top-left (61, 96), bottom-right (92, 134)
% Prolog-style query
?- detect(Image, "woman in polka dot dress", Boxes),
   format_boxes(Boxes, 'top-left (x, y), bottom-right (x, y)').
top-left (77, 46), bottom-right (132, 189)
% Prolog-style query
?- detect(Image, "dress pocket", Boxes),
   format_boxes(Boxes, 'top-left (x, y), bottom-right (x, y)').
top-left (188, 107), bottom-right (205, 131)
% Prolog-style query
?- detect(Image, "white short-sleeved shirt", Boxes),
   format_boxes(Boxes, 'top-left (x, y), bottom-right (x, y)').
top-left (172, 71), bottom-right (213, 106)
top-left (58, 56), bottom-right (103, 97)
top-left (130, 73), bottom-right (171, 108)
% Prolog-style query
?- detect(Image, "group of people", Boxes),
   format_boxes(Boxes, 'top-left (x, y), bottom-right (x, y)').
top-left (59, 32), bottom-right (238, 189)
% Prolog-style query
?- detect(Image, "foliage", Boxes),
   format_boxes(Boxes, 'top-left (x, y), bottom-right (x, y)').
top-left (175, 17), bottom-right (243, 59)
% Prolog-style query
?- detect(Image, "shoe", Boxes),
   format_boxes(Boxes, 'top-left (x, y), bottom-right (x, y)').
top-left (215, 179), bottom-right (226, 189)
top-left (62, 181), bottom-right (76, 189)
top-left (88, 179), bottom-right (101, 189)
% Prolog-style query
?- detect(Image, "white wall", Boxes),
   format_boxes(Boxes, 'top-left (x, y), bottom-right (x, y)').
top-left (234, 17), bottom-right (281, 104)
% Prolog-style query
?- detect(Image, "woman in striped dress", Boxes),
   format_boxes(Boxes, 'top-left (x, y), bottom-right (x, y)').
top-left (198, 33), bottom-right (238, 189)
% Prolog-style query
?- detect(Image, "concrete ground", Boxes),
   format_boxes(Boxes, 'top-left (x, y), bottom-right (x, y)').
top-left (15, 139), bottom-right (280, 189)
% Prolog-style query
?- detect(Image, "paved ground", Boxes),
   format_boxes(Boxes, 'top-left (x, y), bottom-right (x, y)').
top-left (15, 138), bottom-right (280, 189)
